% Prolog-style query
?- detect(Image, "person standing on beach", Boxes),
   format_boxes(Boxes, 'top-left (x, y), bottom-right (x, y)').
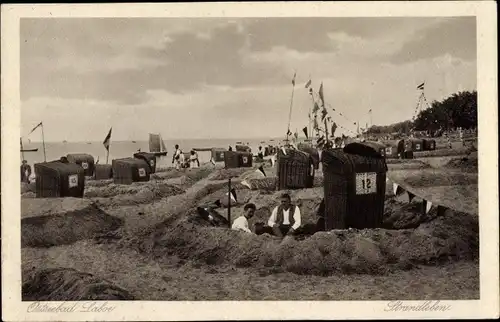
top-left (189, 150), bottom-right (200, 168)
top-left (20, 160), bottom-right (31, 183)
top-left (232, 203), bottom-right (256, 233)
top-left (268, 193), bottom-right (302, 237)
top-left (172, 144), bottom-right (182, 169)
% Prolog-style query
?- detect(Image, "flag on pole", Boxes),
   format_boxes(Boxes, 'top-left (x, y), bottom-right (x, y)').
top-left (226, 188), bottom-right (237, 203)
top-left (302, 126), bottom-right (308, 139)
top-left (28, 121), bottom-right (43, 135)
top-left (103, 127), bottom-right (112, 151)
top-left (305, 79), bottom-right (312, 88)
top-left (417, 82), bottom-right (425, 90)
top-left (286, 129), bottom-right (292, 137)
top-left (292, 72), bottom-right (296, 86)
top-left (318, 82), bottom-right (324, 106)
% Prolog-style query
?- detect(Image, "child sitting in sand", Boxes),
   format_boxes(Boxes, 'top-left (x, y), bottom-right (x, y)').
top-left (231, 203), bottom-right (256, 233)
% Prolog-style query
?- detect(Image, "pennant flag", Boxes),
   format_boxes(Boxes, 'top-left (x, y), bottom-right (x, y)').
top-left (331, 122), bottom-right (337, 137)
top-left (286, 129), bottom-right (292, 137)
top-left (305, 79), bottom-right (312, 88)
top-left (281, 147), bottom-right (287, 155)
top-left (321, 107), bottom-right (328, 121)
top-left (392, 183), bottom-right (400, 195)
top-left (317, 136), bottom-right (325, 148)
top-left (318, 82), bottom-right (324, 106)
top-left (417, 82), bottom-right (425, 90)
top-left (424, 199), bottom-right (432, 214)
top-left (312, 102), bottom-right (320, 114)
top-left (210, 158), bottom-right (216, 165)
top-left (302, 126), bottom-right (308, 139)
top-left (368, 109), bottom-right (372, 113)
top-left (241, 180), bottom-right (251, 189)
top-left (28, 121), bottom-right (42, 135)
top-left (407, 191), bottom-right (415, 203)
top-left (213, 200), bottom-right (222, 208)
top-left (103, 127), bottom-right (112, 151)
top-left (292, 72), bottom-right (296, 86)
top-left (256, 165), bottom-right (266, 177)
top-left (226, 188), bottom-right (237, 202)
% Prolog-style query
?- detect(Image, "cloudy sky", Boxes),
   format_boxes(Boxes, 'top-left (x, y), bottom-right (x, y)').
top-left (21, 17), bottom-right (476, 142)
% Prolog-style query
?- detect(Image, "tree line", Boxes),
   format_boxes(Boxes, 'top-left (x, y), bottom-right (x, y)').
top-left (367, 90), bottom-right (477, 135)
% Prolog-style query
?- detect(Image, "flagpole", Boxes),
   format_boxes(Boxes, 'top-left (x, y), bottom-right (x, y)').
top-left (227, 178), bottom-right (232, 228)
top-left (41, 122), bottom-right (46, 162)
top-left (20, 138), bottom-right (25, 161)
top-left (286, 72), bottom-right (296, 143)
top-left (106, 146), bottom-right (110, 164)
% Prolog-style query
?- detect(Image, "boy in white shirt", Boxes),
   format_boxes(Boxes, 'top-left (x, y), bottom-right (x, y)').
top-left (231, 203), bottom-right (256, 233)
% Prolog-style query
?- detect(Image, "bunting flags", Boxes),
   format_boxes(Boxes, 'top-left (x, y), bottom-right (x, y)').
top-left (312, 102), bottom-right (320, 114)
top-left (305, 79), bottom-right (312, 88)
top-left (281, 147), bottom-right (287, 155)
top-left (393, 183), bottom-right (401, 195)
top-left (103, 127), bottom-right (112, 151)
top-left (302, 126), bottom-right (308, 139)
top-left (256, 165), bottom-right (266, 177)
top-left (318, 82), bottom-right (324, 106)
top-left (407, 191), bottom-right (415, 203)
top-left (417, 82), bottom-right (425, 90)
top-left (241, 180), bottom-right (251, 189)
top-left (213, 200), bottom-right (222, 208)
top-left (292, 72), bottom-right (296, 86)
top-left (28, 121), bottom-right (43, 135)
top-left (424, 200), bottom-right (433, 214)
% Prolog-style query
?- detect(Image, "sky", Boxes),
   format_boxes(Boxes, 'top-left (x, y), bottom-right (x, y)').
top-left (20, 17), bottom-right (477, 142)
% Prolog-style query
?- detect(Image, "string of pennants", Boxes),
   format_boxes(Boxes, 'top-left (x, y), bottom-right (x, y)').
top-left (389, 177), bottom-right (434, 214)
top-left (304, 81), bottom-right (360, 137)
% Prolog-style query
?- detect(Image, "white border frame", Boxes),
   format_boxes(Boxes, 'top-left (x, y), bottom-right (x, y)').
top-left (2, 2), bottom-right (498, 320)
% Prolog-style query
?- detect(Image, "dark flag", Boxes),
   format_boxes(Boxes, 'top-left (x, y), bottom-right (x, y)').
top-left (331, 122), bottom-right (337, 137)
top-left (286, 129), bottom-right (292, 137)
top-left (302, 126), bottom-right (308, 139)
top-left (417, 82), bottom-right (425, 90)
top-left (318, 82), bottom-right (324, 106)
top-left (103, 127), bottom-right (112, 151)
top-left (321, 107), bottom-right (328, 121)
top-left (305, 79), bottom-right (312, 88)
top-left (28, 121), bottom-right (43, 135)
top-left (292, 72), bottom-right (296, 86)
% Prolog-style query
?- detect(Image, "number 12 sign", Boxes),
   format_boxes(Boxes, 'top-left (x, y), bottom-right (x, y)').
top-left (355, 172), bottom-right (377, 195)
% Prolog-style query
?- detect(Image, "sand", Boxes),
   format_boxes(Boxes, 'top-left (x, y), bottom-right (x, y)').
top-left (21, 159), bottom-right (479, 300)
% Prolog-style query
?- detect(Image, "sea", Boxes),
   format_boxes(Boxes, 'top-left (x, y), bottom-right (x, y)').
top-left (20, 138), bottom-right (284, 168)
